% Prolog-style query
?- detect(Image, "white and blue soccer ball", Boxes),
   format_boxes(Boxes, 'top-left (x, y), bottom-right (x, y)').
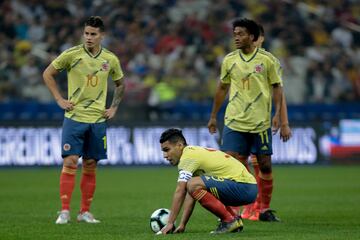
top-left (149, 208), bottom-right (174, 233)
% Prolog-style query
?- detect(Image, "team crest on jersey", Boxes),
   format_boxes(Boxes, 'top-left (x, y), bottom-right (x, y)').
top-left (63, 143), bottom-right (71, 151)
top-left (101, 62), bottom-right (110, 71)
top-left (254, 63), bottom-right (264, 73)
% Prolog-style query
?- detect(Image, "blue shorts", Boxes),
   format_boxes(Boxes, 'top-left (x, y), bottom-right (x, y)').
top-left (61, 117), bottom-right (107, 160)
top-left (200, 175), bottom-right (258, 206)
top-left (221, 125), bottom-right (273, 156)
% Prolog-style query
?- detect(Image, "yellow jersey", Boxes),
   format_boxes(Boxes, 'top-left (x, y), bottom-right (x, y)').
top-left (221, 47), bottom-right (282, 133)
top-left (52, 44), bottom-right (123, 123)
top-left (177, 146), bottom-right (256, 184)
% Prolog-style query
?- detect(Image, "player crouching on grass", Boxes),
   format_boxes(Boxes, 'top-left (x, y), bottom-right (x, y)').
top-left (158, 128), bottom-right (257, 234)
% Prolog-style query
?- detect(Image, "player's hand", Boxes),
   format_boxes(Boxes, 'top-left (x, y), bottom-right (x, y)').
top-left (280, 124), bottom-right (292, 142)
top-left (173, 224), bottom-right (185, 234)
top-left (207, 117), bottom-right (217, 134)
top-left (271, 114), bottom-right (280, 135)
top-left (159, 223), bottom-right (175, 235)
top-left (56, 98), bottom-right (74, 111)
top-left (104, 106), bottom-right (118, 120)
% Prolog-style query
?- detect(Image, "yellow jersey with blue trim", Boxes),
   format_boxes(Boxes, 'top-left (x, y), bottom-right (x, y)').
top-left (177, 146), bottom-right (256, 184)
top-left (52, 44), bottom-right (124, 123)
top-left (221, 47), bottom-right (282, 133)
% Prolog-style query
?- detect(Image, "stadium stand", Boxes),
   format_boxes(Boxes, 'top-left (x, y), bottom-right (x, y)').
top-left (0, 0), bottom-right (359, 122)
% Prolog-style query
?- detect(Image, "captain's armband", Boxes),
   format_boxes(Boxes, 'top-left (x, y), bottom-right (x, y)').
top-left (177, 170), bottom-right (193, 182)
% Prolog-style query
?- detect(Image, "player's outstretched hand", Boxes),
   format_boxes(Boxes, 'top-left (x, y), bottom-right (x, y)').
top-left (207, 117), bottom-right (217, 134)
top-left (280, 124), bottom-right (292, 142)
top-left (104, 106), bottom-right (118, 120)
top-left (159, 223), bottom-right (175, 235)
top-left (57, 98), bottom-right (74, 111)
top-left (173, 224), bottom-right (185, 234)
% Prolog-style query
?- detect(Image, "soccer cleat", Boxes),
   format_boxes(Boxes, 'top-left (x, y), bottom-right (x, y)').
top-left (77, 211), bottom-right (100, 223)
top-left (210, 218), bottom-right (243, 234)
top-left (231, 217), bottom-right (244, 233)
top-left (259, 209), bottom-right (280, 222)
top-left (55, 210), bottom-right (70, 224)
top-left (240, 204), bottom-right (254, 219)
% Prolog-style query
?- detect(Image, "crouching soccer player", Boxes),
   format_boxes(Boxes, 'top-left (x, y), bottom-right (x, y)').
top-left (158, 128), bottom-right (257, 234)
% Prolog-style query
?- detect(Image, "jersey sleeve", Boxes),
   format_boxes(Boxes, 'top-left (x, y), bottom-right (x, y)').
top-left (178, 157), bottom-right (200, 174)
top-left (268, 57), bottom-right (283, 85)
top-left (51, 51), bottom-right (72, 71)
top-left (110, 57), bottom-right (124, 81)
top-left (177, 149), bottom-right (201, 182)
top-left (177, 158), bottom-right (198, 183)
top-left (220, 58), bottom-right (231, 84)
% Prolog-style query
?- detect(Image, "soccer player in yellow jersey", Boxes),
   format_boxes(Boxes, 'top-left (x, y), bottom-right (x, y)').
top-left (43, 16), bottom-right (125, 224)
top-left (241, 24), bottom-right (292, 221)
top-left (158, 128), bottom-right (257, 235)
top-left (207, 18), bottom-right (284, 222)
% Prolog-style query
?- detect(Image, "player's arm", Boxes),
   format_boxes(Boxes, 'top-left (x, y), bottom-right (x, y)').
top-left (271, 83), bottom-right (282, 134)
top-left (43, 64), bottom-right (74, 111)
top-left (174, 192), bottom-right (196, 233)
top-left (161, 181), bottom-right (187, 235)
top-left (207, 81), bottom-right (230, 134)
top-left (104, 78), bottom-right (125, 119)
top-left (279, 92), bottom-right (292, 141)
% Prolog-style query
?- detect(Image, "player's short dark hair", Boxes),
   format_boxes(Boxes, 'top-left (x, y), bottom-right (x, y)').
top-left (159, 128), bottom-right (187, 145)
top-left (85, 16), bottom-right (105, 32)
top-left (232, 18), bottom-right (259, 41)
top-left (258, 23), bottom-right (264, 37)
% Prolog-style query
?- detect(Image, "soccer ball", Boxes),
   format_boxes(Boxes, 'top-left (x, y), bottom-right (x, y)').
top-left (149, 208), bottom-right (174, 233)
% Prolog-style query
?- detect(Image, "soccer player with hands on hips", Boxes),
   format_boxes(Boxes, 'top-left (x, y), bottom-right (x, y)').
top-left (158, 128), bottom-right (257, 234)
top-left (43, 16), bottom-right (125, 224)
top-left (207, 18), bottom-right (290, 222)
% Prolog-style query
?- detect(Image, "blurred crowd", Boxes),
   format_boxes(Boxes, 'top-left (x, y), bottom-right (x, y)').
top-left (0, 0), bottom-right (359, 110)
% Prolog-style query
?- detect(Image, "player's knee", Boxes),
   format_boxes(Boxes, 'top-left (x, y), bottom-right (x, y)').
top-left (63, 155), bottom-right (78, 168)
top-left (259, 163), bottom-right (272, 173)
top-left (82, 159), bottom-right (97, 169)
top-left (186, 178), bottom-right (204, 194)
top-left (257, 155), bottom-right (272, 173)
top-left (186, 180), bottom-right (196, 194)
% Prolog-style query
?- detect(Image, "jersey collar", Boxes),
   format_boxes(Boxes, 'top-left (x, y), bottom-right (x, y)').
top-left (83, 45), bottom-right (102, 58)
top-left (239, 47), bottom-right (258, 62)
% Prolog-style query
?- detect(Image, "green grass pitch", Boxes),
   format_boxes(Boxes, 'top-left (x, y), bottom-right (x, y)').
top-left (0, 165), bottom-right (359, 240)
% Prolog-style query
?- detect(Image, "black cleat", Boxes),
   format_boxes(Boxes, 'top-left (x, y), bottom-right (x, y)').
top-left (259, 209), bottom-right (280, 222)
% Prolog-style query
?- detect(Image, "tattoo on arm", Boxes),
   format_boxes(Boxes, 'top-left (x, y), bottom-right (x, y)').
top-left (111, 79), bottom-right (125, 108)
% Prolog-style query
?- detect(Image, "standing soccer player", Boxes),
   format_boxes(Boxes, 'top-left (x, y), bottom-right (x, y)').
top-left (207, 18), bottom-right (284, 221)
top-left (241, 23), bottom-right (292, 221)
top-left (43, 16), bottom-right (125, 224)
top-left (158, 128), bottom-right (257, 234)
